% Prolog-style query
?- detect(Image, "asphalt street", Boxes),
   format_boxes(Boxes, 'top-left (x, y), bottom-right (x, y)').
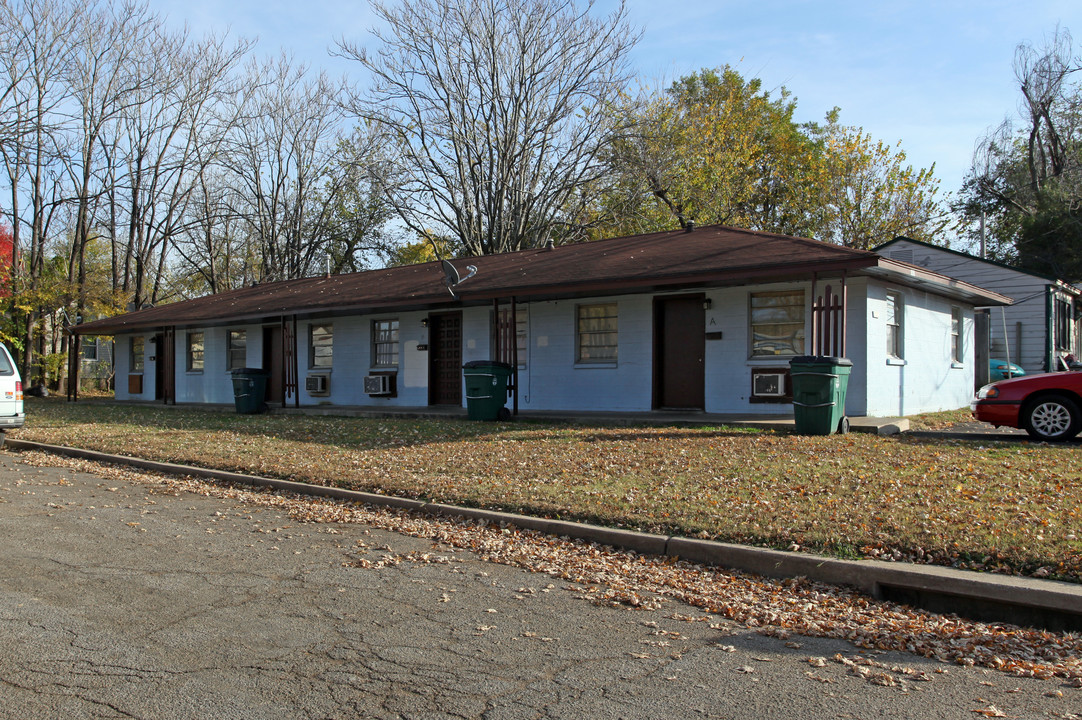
top-left (0, 450), bottom-right (1077, 720)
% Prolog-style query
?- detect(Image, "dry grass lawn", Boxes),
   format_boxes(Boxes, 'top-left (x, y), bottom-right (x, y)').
top-left (12, 398), bottom-right (1082, 583)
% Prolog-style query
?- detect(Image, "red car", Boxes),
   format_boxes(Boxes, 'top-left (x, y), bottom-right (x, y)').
top-left (972, 371), bottom-right (1082, 441)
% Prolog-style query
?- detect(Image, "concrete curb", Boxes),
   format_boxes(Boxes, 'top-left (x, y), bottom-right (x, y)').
top-left (8, 439), bottom-right (1081, 630)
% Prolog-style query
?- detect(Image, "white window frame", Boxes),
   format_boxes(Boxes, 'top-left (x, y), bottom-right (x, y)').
top-left (1054, 297), bottom-right (1072, 352)
top-left (886, 291), bottom-right (903, 360)
top-left (950, 307), bottom-right (962, 364)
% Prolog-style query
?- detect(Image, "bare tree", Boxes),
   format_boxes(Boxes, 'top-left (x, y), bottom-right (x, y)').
top-left (0, 0), bottom-right (80, 381)
top-left (337, 0), bottom-right (639, 256)
top-left (223, 54), bottom-right (356, 281)
top-left (171, 162), bottom-right (252, 295)
top-left (964, 25), bottom-right (1082, 275)
top-left (111, 29), bottom-right (251, 306)
top-left (973, 26), bottom-right (1080, 214)
top-left (1015, 27), bottom-right (1078, 191)
top-left (62, 1), bottom-right (162, 321)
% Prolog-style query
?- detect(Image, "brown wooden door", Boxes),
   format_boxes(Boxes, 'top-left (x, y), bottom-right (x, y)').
top-left (263, 325), bottom-right (284, 404)
top-left (655, 295), bottom-right (705, 409)
top-left (429, 312), bottom-right (463, 405)
top-left (155, 330), bottom-right (176, 404)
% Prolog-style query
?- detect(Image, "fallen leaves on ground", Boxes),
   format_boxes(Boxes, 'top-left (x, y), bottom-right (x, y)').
top-left (14, 450), bottom-right (1082, 682)
top-left (15, 400), bottom-right (1082, 582)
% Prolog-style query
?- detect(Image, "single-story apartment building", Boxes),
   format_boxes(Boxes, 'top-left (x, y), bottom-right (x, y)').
top-left (75, 225), bottom-right (1010, 418)
top-left (876, 237), bottom-right (1081, 376)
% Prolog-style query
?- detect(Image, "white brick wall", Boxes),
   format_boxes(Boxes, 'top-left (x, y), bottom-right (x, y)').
top-left (113, 277), bottom-right (978, 417)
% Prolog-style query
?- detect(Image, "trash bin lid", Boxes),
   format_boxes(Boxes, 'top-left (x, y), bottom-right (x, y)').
top-left (230, 367), bottom-right (268, 374)
top-left (789, 356), bottom-right (852, 366)
top-left (463, 360), bottom-right (514, 370)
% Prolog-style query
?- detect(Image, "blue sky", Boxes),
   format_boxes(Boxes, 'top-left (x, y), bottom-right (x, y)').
top-left (153, 0), bottom-right (1079, 202)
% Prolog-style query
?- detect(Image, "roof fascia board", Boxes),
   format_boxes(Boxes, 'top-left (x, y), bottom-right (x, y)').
top-left (875, 236), bottom-right (1081, 293)
top-left (867, 258), bottom-right (1013, 305)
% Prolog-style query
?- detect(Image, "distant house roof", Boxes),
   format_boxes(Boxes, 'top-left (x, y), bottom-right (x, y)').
top-left (875, 236), bottom-right (1082, 296)
top-left (77, 225), bottom-right (1011, 335)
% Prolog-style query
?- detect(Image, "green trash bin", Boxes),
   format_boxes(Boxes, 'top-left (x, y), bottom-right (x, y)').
top-left (462, 361), bottom-right (513, 421)
top-left (230, 368), bottom-right (268, 414)
top-left (789, 356), bottom-right (852, 435)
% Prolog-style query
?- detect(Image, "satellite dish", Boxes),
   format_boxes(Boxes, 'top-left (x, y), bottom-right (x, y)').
top-left (442, 259), bottom-right (460, 286)
top-left (442, 260), bottom-right (477, 297)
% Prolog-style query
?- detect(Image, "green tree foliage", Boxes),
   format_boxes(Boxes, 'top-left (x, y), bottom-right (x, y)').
top-left (958, 26), bottom-right (1082, 278)
top-left (320, 127), bottom-right (402, 275)
top-left (598, 67), bottom-right (822, 237)
top-left (596, 67), bottom-right (945, 247)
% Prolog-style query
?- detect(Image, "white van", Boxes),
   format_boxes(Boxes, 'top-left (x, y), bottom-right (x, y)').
top-left (0, 343), bottom-right (25, 447)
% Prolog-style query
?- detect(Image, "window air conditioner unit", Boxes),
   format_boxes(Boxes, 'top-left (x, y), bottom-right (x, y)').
top-left (752, 371), bottom-right (787, 398)
top-left (364, 374), bottom-right (392, 396)
top-left (305, 373), bottom-right (329, 396)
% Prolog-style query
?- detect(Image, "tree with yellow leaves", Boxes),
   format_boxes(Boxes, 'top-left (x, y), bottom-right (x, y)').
top-left (596, 67), bottom-right (946, 248)
top-left (816, 111), bottom-right (948, 249)
top-left (598, 67), bottom-right (824, 238)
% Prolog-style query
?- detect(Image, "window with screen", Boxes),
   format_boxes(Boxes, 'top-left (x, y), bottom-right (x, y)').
top-left (227, 330), bottom-right (246, 370)
top-left (576, 304), bottom-right (617, 363)
top-left (750, 290), bottom-right (805, 357)
top-left (372, 320), bottom-right (399, 367)
top-left (951, 307), bottom-right (962, 363)
top-left (310, 324), bottom-right (333, 368)
top-left (188, 332), bottom-right (205, 372)
top-left (886, 292), bottom-right (903, 359)
top-left (130, 336), bottom-right (144, 372)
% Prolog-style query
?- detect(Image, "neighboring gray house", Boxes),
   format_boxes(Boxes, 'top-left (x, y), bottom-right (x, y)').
top-left (876, 237), bottom-right (1081, 376)
top-left (80, 336), bottom-right (114, 390)
top-left (75, 226), bottom-right (1010, 419)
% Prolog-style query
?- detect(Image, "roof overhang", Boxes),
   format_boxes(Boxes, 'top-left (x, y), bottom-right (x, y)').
top-left (74, 257), bottom-right (889, 335)
top-left (864, 258), bottom-right (1013, 306)
top-left (72, 227), bottom-right (1013, 336)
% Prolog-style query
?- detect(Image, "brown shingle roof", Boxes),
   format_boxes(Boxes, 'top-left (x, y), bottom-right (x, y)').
top-left (73, 225), bottom-right (992, 335)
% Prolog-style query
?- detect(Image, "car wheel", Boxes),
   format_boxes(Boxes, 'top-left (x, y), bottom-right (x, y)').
top-left (1022, 394), bottom-right (1081, 441)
